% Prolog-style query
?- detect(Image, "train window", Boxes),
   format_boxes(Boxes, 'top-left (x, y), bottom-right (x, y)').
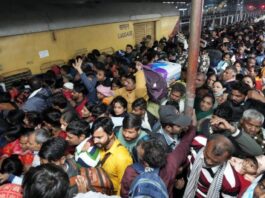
top-left (2, 68), bottom-right (32, 89)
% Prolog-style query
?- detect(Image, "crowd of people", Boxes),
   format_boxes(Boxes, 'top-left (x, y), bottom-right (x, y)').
top-left (0, 17), bottom-right (265, 198)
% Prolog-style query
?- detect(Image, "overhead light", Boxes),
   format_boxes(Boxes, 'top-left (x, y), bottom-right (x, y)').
top-left (179, 8), bottom-right (188, 11)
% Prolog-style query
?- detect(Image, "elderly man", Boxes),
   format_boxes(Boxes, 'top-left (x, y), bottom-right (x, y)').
top-left (239, 109), bottom-right (265, 152)
top-left (184, 134), bottom-right (240, 198)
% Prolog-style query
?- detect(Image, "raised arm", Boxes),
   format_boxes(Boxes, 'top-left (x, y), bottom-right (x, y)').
top-left (73, 59), bottom-right (97, 104)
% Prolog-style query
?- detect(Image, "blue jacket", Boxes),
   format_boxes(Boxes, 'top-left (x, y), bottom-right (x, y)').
top-left (80, 73), bottom-right (98, 104)
top-left (22, 88), bottom-right (51, 113)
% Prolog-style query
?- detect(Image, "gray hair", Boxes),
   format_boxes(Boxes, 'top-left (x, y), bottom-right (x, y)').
top-left (242, 109), bottom-right (264, 124)
top-left (35, 128), bottom-right (51, 144)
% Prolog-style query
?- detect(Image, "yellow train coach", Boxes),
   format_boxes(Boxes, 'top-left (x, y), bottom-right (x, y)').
top-left (0, 2), bottom-right (180, 82)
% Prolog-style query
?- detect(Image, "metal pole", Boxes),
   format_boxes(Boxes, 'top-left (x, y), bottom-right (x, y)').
top-left (184, 0), bottom-right (204, 117)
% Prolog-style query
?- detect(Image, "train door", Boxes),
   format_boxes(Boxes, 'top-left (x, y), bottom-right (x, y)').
top-left (134, 21), bottom-right (155, 45)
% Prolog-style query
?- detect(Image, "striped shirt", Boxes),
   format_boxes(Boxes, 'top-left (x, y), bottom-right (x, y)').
top-left (188, 135), bottom-right (241, 198)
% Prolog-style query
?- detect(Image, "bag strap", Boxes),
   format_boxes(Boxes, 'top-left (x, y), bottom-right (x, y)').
top-left (132, 163), bottom-right (160, 175)
top-left (113, 126), bottom-right (122, 136)
top-left (80, 168), bottom-right (96, 192)
top-left (67, 158), bottom-right (79, 172)
top-left (132, 163), bottom-right (145, 174)
top-left (68, 159), bottom-right (81, 187)
top-left (100, 143), bottom-right (122, 166)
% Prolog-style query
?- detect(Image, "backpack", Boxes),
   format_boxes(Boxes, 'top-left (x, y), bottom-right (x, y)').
top-left (129, 163), bottom-right (168, 198)
top-left (143, 66), bottom-right (168, 104)
top-left (68, 157), bottom-right (114, 195)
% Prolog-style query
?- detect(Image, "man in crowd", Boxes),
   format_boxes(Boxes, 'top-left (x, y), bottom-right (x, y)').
top-left (157, 105), bottom-right (192, 150)
top-left (184, 134), bottom-right (240, 197)
top-left (121, 113), bottom-right (195, 198)
top-left (162, 82), bottom-right (186, 113)
top-left (131, 98), bottom-right (158, 132)
top-left (91, 117), bottom-right (133, 195)
top-left (22, 163), bottom-right (69, 198)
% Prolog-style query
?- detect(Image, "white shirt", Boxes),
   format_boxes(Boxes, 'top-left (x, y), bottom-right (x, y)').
top-left (28, 88), bottom-right (42, 99)
top-left (32, 151), bottom-right (40, 167)
top-left (141, 112), bottom-right (152, 131)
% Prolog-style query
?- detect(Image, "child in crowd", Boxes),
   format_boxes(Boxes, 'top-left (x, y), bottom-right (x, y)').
top-left (96, 85), bottom-right (114, 105)
top-left (63, 82), bottom-right (74, 101)
top-left (110, 96), bottom-right (128, 127)
top-left (230, 156), bottom-right (259, 196)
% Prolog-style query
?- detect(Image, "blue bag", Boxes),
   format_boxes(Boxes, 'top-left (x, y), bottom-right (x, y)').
top-left (129, 163), bottom-right (168, 198)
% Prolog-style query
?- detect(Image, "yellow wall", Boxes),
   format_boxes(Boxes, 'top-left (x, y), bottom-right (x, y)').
top-left (0, 16), bottom-right (179, 74)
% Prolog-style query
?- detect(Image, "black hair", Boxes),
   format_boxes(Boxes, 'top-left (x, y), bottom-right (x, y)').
top-left (92, 49), bottom-right (101, 57)
top-left (24, 111), bottom-right (42, 128)
top-left (90, 103), bottom-right (108, 119)
top-left (39, 137), bottom-right (68, 162)
top-left (142, 139), bottom-right (167, 168)
top-left (91, 117), bottom-right (114, 135)
top-left (23, 164), bottom-right (69, 198)
top-left (126, 44), bottom-right (133, 50)
top-left (165, 101), bottom-right (180, 111)
top-left (61, 111), bottom-right (78, 124)
top-left (42, 72), bottom-right (56, 89)
top-left (29, 76), bottom-right (42, 91)
top-left (0, 92), bottom-right (11, 103)
top-left (231, 82), bottom-right (251, 96)
top-left (111, 78), bottom-right (122, 89)
top-left (51, 94), bottom-right (68, 109)
top-left (73, 83), bottom-right (88, 96)
top-left (171, 82), bottom-right (186, 96)
top-left (122, 113), bottom-right (142, 130)
top-left (1, 155), bottom-right (23, 176)
top-left (61, 65), bottom-right (72, 74)
top-left (66, 119), bottom-right (90, 137)
top-left (242, 75), bottom-right (256, 86)
top-left (146, 49), bottom-right (157, 63)
top-left (222, 52), bottom-right (231, 59)
top-left (125, 74), bottom-right (136, 84)
top-left (0, 125), bottom-right (23, 144)
top-left (245, 156), bottom-right (258, 168)
top-left (110, 96), bottom-right (127, 116)
top-left (43, 108), bottom-right (62, 128)
top-left (95, 62), bottom-right (106, 73)
top-left (128, 62), bottom-right (137, 73)
top-left (6, 109), bottom-right (25, 125)
top-left (201, 93), bottom-right (215, 107)
top-left (213, 102), bottom-right (234, 122)
top-left (233, 60), bottom-right (245, 68)
top-left (132, 98), bottom-right (147, 111)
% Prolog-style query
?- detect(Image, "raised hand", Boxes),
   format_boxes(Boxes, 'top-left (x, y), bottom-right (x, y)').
top-left (72, 58), bottom-right (83, 74)
top-left (210, 115), bottom-right (236, 133)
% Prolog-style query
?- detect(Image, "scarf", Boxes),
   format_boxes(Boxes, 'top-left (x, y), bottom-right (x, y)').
top-left (183, 148), bottom-right (227, 198)
top-left (195, 108), bottom-right (213, 121)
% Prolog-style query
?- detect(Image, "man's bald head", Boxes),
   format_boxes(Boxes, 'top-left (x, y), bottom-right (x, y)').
top-left (204, 134), bottom-right (235, 167)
